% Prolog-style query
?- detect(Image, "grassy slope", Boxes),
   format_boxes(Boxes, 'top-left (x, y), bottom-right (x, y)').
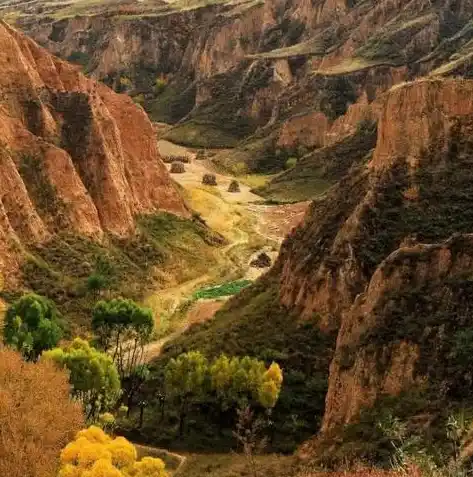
top-left (163, 122), bottom-right (241, 149)
top-left (3, 213), bottom-right (223, 334)
top-left (180, 453), bottom-right (295, 477)
top-left (210, 130), bottom-right (286, 175)
top-left (140, 276), bottom-right (335, 452)
top-left (256, 122), bottom-right (377, 202)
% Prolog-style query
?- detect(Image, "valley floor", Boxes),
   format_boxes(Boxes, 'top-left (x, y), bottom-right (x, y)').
top-left (140, 139), bottom-right (308, 362)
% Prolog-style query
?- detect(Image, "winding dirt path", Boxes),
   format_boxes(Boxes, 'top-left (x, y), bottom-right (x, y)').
top-left (137, 139), bottom-right (309, 363)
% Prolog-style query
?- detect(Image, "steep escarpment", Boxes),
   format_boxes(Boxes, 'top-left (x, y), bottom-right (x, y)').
top-left (7, 0), bottom-right (473, 168)
top-left (318, 236), bottom-right (473, 452)
top-left (0, 20), bottom-right (187, 285)
top-left (156, 77), bottom-right (473, 461)
top-left (280, 77), bottom-right (473, 463)
top-left (278, 77), bottom-right (473, 326)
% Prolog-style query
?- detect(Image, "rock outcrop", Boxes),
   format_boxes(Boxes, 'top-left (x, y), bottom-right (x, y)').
top-left (199, 76), bottom-right (473, 462)
top-left (0, 21), bottom-right (187, 283)
top-left (6, 0), bottom-right (473, 164)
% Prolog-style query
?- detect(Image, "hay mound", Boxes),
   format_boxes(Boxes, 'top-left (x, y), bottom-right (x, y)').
top-left (163, 155), bottom-right (190, 164)
top-left (170, 161), bottom-right (186, 173)
top-left (202, 173), bottom-right (217, 186)
top-left (250, 252), bottom-right (272, 268)
top-left (228, 180), bottom-right (240, 193)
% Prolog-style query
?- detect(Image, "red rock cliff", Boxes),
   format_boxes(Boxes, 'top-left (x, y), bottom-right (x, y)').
top-left (0, 21), bottom-right (187, 281)
top-left (278, 77), bottom-right (473, 326)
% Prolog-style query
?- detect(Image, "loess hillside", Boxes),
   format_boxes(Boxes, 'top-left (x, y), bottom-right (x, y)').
top-left (0, 22), bottom-right (228, 332)
top-left (4, 0), bottom-right (473, 193)
top-left (155, 76), bottom-right (473, 467)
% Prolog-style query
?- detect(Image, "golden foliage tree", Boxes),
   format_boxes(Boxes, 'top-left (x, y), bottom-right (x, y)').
top-left (0, 347), bottom-right (84, 477)
top-left (59, 426), bottom-right (168, 477)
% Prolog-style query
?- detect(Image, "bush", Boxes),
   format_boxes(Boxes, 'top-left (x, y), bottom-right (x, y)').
top-left (42, 338), bottom-right (121, 420)
top-left (3, 293), bottom-right (64, 360)
top-left (249, 252), bottom-right (272, 268)
top-left (155, 77), bottom-right (167, 95)
top-left (228, 180), bottom-right (241, 193)
top-left (284, 157), bottom-right (298, 170)
top-left (0, 347), bottom-right (84, 477)
top-left (203, 173), bottom-right (218, 186)
top-left (170, 161), bottom-right (186, 173)
top-left (59, 425), bottom-right (167, 477)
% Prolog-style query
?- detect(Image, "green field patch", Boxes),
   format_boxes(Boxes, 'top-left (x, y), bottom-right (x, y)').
top-left (192, 279), bottom-right (252, 299)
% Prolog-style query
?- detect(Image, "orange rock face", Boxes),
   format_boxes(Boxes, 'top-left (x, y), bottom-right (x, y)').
top-left (0, 21), bottom-right (187, 282)
top-left (272, 77), bottom-right (473, 442)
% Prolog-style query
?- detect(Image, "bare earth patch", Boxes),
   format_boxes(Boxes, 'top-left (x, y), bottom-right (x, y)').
top-left (248, 201), bottom-right (310, 242)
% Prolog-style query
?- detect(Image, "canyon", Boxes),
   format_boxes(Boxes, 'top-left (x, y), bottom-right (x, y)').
top-left (2, 0), bottom-right (473, 474)
top-left (4, 0), bottom-right (473, 180)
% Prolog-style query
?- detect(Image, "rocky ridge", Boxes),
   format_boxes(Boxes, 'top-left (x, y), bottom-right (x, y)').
top-left (0, 21), bottom-right (187, 283)
top-left (172, 75), bottom-right (473, 463)
top-left (6, 0), bottom-right (473, 178)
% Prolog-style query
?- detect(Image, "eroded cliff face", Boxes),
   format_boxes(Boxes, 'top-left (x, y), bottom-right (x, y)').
top-left (8, 0), bottom-right (473, 158)
top-left (0, 21), bottom-right (187, 282)
top-left (321, 236), bottom-right (473, 434)
top-left (268, 77), bottom-right (473, 461)
top-left (278, 78), bottom-right (473, 322)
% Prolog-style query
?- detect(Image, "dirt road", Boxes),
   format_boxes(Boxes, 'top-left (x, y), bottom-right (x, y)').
top-left (158, 140), bottom-right (261, 204)
top-left (138, 139), bottom-right (309, 363)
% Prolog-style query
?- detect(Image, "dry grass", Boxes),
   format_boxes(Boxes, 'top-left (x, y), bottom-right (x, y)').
top-left (298, 465), bottom-right (422, 477)
top-left (313, 58), bottom-right (395, 76)
top-left (236, 173), bottom-right (275, 189)
top-left (248, 37), bottom-right (326, 59)
top-left (431, 49), bottom-right (473, 76)
top-left (180, 453), bottom-right (294, 477)
top-left (301, 472), bottom-right (411, 477)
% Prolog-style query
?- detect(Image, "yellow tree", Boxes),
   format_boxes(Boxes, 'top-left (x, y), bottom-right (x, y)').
top-left (59, 426), bottom-right (167, 477)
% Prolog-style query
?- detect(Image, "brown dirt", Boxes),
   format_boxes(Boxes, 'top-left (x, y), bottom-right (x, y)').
top-left (186, 300), bottom-right (224, 325)
top-left (248, 201), bottom-right (310, 242)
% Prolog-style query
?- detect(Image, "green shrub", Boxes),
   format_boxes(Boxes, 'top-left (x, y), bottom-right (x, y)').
top-left (3, 293), bottom-right (64, 360)
top-left (284, 157), bottom-right (297, 170)
top-left (155, 78), bottom-right (167, 95)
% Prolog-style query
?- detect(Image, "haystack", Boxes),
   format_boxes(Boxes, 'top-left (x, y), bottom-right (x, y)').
top-left (228, 180), bottom-right (240, 192)
top-left (202, 173), bottom-right (217, 185)
top-left (170, 161), bottom-right (186, 173)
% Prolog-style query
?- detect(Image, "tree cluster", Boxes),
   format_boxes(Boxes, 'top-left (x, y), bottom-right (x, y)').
top-left (59, 426), bottom-right (167, 477)
top-left (164, 351), bottom-right (283, 435)
top-left (3, 294), bottom-right (154, 419)
top-left (43, 338), bottom-right (121, 420)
